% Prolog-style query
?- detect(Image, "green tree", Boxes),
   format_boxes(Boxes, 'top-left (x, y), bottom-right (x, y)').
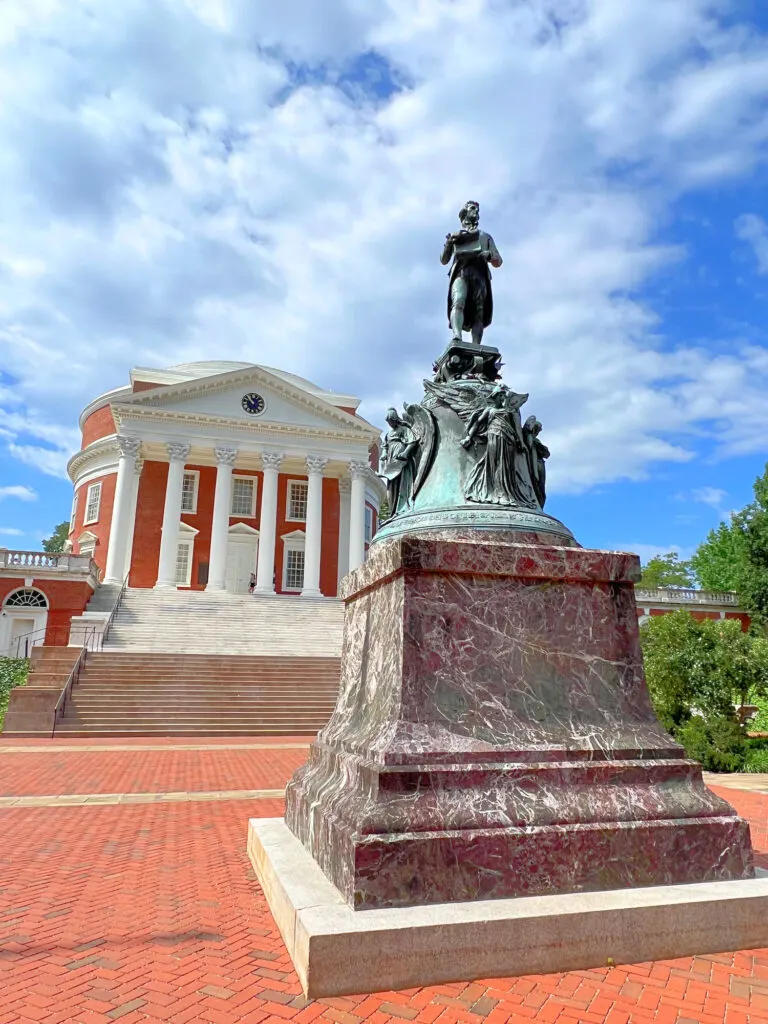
top-left (738, 466), bottom-right (768, 626)
top-left (638, 552), bottom-right (694, 590)
top-left (689, 464), bottom-right (768, 623)
top-left (42, 522), bottom-right (69, 553)
top-left (640, 610), bottom-right (768, 770)
top-left (690, 518), bottom-right (745, 593)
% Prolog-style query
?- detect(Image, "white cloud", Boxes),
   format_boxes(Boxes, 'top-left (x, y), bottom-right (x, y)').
top-left (736, 213), bottom-right (768, 274)
top-left (690, 486), bottom-right (728, 508)
top-left (0, 1), bottom-right (767, 495)
top-left (609, 542), bottom-right (694, 563)
top-left (0, 526), bottom-right (24, 535)
top-left (0, 485), bottom-right (37, 502)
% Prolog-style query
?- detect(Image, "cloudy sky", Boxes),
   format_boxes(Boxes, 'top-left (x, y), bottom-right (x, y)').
top-left (1, 0), bottom-right (768, 559)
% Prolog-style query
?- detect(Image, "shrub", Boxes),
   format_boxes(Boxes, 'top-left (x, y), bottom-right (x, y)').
top-left (675, 714), bottom-right (746, 772)
top-left (0, 658), bottom-right (29, 731)
top-left (744, 747), bottom-right (768, 773)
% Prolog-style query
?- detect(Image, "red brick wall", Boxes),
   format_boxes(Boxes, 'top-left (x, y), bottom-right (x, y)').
top-left (70, 473), bottom-right (117, 577)
top-left (129, 460), bottom-right (167, 588)
top-left (0, 577), bottom-right (93, 647)
top-left (128, 465), bottom-right (342, 594)
top-left (320, 478), bottom-right (340, 597)
top-left (132, 380), bottom-right (167, 393)
top-left (81, 406), bottom-right (117, 448)
top-left (641, 606), bottom-right (751, 630)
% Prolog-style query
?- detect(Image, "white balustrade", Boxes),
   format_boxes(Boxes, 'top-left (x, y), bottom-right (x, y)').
top-left (635, 588), bottom-right (740, 606)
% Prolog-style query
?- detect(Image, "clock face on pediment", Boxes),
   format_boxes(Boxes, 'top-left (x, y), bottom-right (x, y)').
top-left (241, 392), bottom-right (266, 416)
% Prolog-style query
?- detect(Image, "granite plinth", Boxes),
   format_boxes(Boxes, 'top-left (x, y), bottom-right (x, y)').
top-left (285, 533), bottom-right (754, 910)
top-left (249, 818), bottom-right (768, 998)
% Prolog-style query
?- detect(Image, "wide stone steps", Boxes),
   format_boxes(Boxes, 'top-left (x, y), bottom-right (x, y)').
top-left (98, 589), bottom-right (344, 657)
top-left (54, 652), bottom-right (340, 736)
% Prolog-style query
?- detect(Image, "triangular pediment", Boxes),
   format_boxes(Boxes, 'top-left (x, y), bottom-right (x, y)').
top-left (228, 522), bottom-right (260, 537)
top-left (112, 365), bottom-right (376, 440)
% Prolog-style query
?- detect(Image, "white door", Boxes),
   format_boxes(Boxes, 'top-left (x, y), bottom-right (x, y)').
top-left (225, 540), bottom-right (258, 594)
top-left (7, 616), bottom-right (38, 657)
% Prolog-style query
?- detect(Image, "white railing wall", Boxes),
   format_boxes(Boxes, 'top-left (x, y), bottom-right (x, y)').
top-left (635, 588), bottom-right (740, 607)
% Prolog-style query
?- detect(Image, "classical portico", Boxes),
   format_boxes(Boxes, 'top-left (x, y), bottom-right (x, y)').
top-left (72, 361), bottom-right (384, 597)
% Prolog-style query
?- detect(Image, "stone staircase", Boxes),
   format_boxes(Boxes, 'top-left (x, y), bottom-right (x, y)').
top-left (101, 588), bottom-right (344, 656)
top-left (54, 652), bottom-right (340, 736)
top-left (51, 586), bottom-right (345, 735)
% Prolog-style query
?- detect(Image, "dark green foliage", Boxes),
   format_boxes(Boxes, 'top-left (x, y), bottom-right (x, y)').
top-left (690, 519), bottom-right (745, 593)
top-left (675, 715), bottom-right (746, 772)
top-left (0, 658), bottom-right (28, 731)
top-left (42, 522), bottom-right (70, 554)
top-left (689, 463), bottom-right (768, 625)
top-left (638, 552), bottom-right (695, 590)
top-left (640, 610), bottom-right (768, 772)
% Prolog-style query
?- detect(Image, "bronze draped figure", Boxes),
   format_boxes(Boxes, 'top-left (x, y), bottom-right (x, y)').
top-left (440, 200), bottom-right (503, 346)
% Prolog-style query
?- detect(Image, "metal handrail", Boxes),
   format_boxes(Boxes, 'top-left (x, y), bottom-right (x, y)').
top-left (52, 646), bottom-right (89, 737)
top-left (101, 574), bottom-right (130, 647)
top-left (8, 623), bottom-right (99, 659)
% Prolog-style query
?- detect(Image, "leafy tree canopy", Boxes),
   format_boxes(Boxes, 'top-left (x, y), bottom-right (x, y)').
top-left (638, 552), bottom-right (695, 590)
top-left (42, 522), bottom-right (69, 554)
top-left (640, 609), bottom-right (768, 770)
top-left (640, 609), bottom-right (768, 730)
top-left (690, 518), bottom-right (745, 593)
top-left (689, 463), bottom-right (768, 623)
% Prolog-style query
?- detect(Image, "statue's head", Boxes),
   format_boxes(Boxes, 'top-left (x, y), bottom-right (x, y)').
top-left (459, 200), bottom-right (480, 230)
top-left (524, 414), bottom-right (542, 434)
top-left (490, 384), bottom-right (505, 406)
top-left (385, 407), bottom-right (400, 427)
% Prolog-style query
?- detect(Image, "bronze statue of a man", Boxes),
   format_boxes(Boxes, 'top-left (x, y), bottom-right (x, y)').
top-left (440, 200), bottom-right (503, 346)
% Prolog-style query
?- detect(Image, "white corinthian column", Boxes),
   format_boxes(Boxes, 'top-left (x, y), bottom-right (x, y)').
top-left (254, 450), bottom-right (283, 595)
top-left (348, 460), bottom-right (368, 573)
top-left (103, 436), bottom-right (142, 585)
top-left (206, 446), bottom-right (238, 591)
top-left (301, 455), bottom-right (328, 598)
top-left (154, 442), bottom-right (190, 589)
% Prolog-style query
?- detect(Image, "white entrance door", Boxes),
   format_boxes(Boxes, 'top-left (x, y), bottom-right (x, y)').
top-left (5, 616), bottom-right (38, 657)
top-left (225, 540), bottom-right (258, 594)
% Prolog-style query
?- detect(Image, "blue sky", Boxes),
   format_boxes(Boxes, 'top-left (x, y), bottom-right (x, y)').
top-left (1, 0), bottom-right (768, 565)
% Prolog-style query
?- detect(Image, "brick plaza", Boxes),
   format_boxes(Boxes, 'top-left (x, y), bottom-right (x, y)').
top-left (1, 739), bottom-right (767, 1024)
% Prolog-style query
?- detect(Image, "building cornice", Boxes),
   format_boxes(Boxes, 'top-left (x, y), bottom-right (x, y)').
top-left (78, 386), bottom-right (133, 430)
top-left (68, 435), bottom-right (120, 482)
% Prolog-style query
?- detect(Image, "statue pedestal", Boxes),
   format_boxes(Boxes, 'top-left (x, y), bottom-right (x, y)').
top-left (284, 532), bottom-right (753, 910)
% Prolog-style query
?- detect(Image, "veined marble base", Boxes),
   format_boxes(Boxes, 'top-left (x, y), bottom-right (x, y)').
top-left (286, 533), bottom-right (754, 909)
top-left (248, 818), bottom-right (768, 998)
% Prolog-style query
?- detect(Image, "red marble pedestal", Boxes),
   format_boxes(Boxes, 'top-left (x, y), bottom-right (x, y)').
top-left (285, 531), bottom-right (754, 910)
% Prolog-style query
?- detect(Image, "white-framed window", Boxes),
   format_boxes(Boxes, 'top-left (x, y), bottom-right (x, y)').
top-left (365, 506), bottom-right (374, 544)
top-left (281, 531), bottom-right (306, 592)
top-left (231, 475), bottom-right (257, 518)
top-left (77, 531), bottom-right (98, 559)
top-left (287, 480), bottom-right (309, 522)
top-left (175, 540), bottom-right (193, 586)
top-left (69, 493), bottom-right (78, 532)
top-left (284, 549), bottom-right (305, 591)
top-left (180, 471), bottom-right (200, 514)
top-left (84, 482), bottom-right (102, 525)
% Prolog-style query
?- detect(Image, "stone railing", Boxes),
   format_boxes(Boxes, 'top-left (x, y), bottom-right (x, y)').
top-left (0, 550), bottom-right (98, 576)
top-left (635, 588), bottom-right (740, 606)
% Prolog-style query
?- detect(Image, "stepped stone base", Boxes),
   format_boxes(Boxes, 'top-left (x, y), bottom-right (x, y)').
top-left (284, 532), bottom-right (754, 910)
top-left (248, 817), bottom-right (768, 998)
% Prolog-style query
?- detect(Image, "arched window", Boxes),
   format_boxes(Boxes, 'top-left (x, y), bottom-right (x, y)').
top-left (4, 588), bottom-right (48, 609)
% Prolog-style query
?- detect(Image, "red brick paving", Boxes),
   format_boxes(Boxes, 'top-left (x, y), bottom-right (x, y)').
top-left (0, 742), bottom-right (767, 1023)
top-left (0, 745), bottom-right (310, 797)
